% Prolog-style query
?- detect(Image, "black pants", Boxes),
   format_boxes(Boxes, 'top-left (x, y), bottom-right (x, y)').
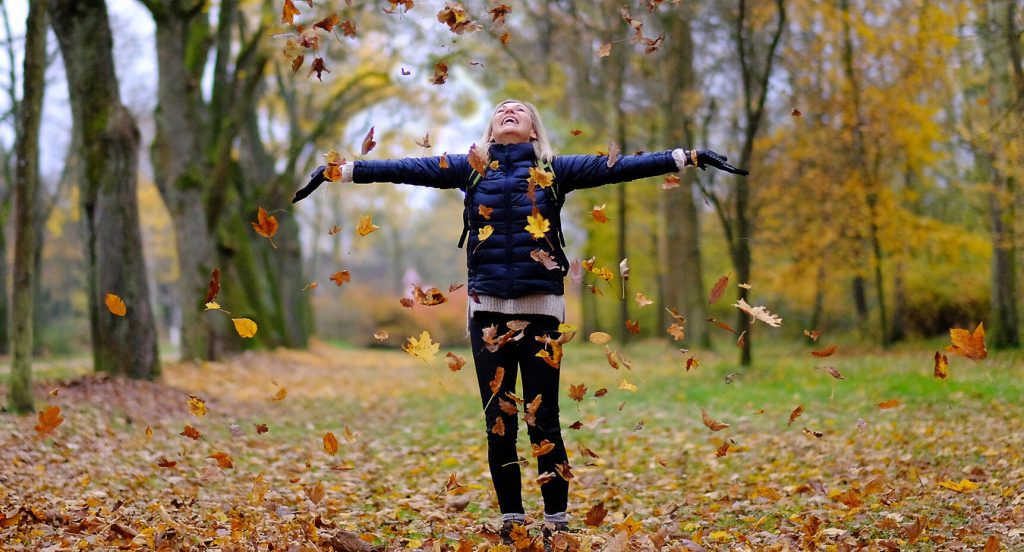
top-left (469, 312), bottom-right (569, 515)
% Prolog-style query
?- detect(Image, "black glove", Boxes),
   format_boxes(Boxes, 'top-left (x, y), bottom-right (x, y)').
top-left (688, 149), bottom-right (749, 176)
top-left (291, 165), bottom-right (328, 204)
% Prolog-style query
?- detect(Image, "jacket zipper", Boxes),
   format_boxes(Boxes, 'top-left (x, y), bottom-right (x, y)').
top-left (503, 148), bottom-right (514, 293)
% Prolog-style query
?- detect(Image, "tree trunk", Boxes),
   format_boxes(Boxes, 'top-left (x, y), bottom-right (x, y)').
top-left (659, 5), bottom-right (709, 348)
top-left (50, 0), bottom-right (160, 379)
top-left (9, 0), bottom-right (47, 413)
top-left (0, 219), bottom-right (8, 357)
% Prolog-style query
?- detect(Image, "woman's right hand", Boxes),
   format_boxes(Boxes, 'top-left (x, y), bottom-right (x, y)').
top-left (291, 165), bottom-right (328, 203)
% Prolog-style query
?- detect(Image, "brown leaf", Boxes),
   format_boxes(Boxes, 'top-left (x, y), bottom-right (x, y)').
top-left (685, 356), bottom-right (700, 372)
top-left (180, 425), bottom-right (201, 440)
top-left (308, 57), bottom-right (329, 81)
top-left (340, 19), bottom-right (357, 37)
top-left (584, 502), bottom-right (608, 527)
top-left (597, 43), bottom-right (612, 58)
top-left (555, 462), bottom-right (574, 481)
top-left (524, 394), bottom-right (542, 426)
top-left (934, 351), bottom-right (949, 379)
top-left (818, 365), bottom-right (845, 379)
top-left (625, 320), bottom-right (640, 334)
top-left (255, 423), bottom-right (269, 434)
top-left (307, 481), bottom-right (325, 504)
top-left (606, 141), bottom-right (620, 168)
top-left (803, 329), bottom-right (821, 341)
top-left (282, 0), bottom-right (301, 24)
top-left (707, 317), bottom-right (737, 335)
top-left (878, 399), bottom-right (902, 409)
top-left (662, 174), bottom-right (681, 190)
top-left (802, 427), bottom-right (824, 439)
top-left (788, 405), bottom-right (803, 427)
top-left (701, 408), bottom-right (729, 431)
top-left (568, 383), bottom-right (587, 402)
top-left (156, 458), bottom-right (177, 469)
top-left (498, 399), bottom-right (518, 415)
top-left (667, 323), bottom-right (685, 341)
top-left (715, 439), bottom-right (733, 457)
top-left (531, 439), bottom-right (556, 457)
top-left (902, 516), bottom-right (925, 544)
top-left (791, 107), bottom-right (802, 117)
top-left (313, 13), bottom-right (340, 32)
top-left (208, 452), bottom-right (233, 469)
top-left (489, 367), bottom-right (505, 395)
top-left (205, 268), bottom-right (221, 304)
top-left (436, 2), bottom-right (481, 34)
top-left (530, 249), bottom-right (561, 271)
top-left (467, 143), bottom-right (487, 175)
top-left (251, 207), bottom-right (279, 244)
top-left (708, 273), bottom-right (730, 304)
top-left (361, 126), bottom-right (377, 155)
top-left (413, 285), bottom-right (448, 306)
top-left (491, 416), bottom-right (505, 436)
top-left (984, 535), bottom-right (1002, 552)
top-left (290, 53), bottom-right (304, 73)
top-left (445, 352), bottom-right (467, 372)
top-left (811, 345), bottom-right (837, 358)
top-left (946, 322), bottom-right (987, 360)
top-left (431, 60), bottom-right (449, 85)
top-left (330, 270), bottom-right (351, 287)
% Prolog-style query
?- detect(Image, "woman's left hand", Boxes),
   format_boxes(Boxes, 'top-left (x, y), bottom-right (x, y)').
top-left (689, 149), bottom-right (749, 176)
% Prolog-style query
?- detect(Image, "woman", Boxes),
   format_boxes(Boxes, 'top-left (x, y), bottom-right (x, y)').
top-left (295, 99), bottom-right (746, 543)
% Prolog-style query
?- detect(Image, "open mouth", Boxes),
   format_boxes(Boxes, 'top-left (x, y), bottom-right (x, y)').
top-left (501, 116), bottom-right (518, 126)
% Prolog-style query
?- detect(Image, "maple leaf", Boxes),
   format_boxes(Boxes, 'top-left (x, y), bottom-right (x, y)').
top-left (328, 223), bottom-right (342, 235)
top-left (105, 293), bottom-right (127, 317)
top-left (709, 273), bottom-right (730, 304)
top-left (340, 19), bottom-right (356, 37)
top-left (323, 150), bottom-right (345, 182)
top-left (525, 209), bottom-right (550, 239)
top-left (360, 126), bottom-right (377, 155)
top-left (625, 320), bottom-right (640, 334)
top-left (313, 13), bottom-right (339, 32)
top-left (180, 425), bottom-right (201, 440)
top-left (232, 318), bottom-right (258, 338)
top-left (788, 405), bottom-right (803, 427)
top-left (413, 285), bottom-right (447, 306)
top-left (635, 292), bottom-right (653, 307)
top-left (356, 214), bottom-right (379, 236)
top-left (946, 322), bottom-right (987, 360)
top-left (528, 166), bottom-right (553, 189)
top-left (530, 250), bottom-right (560, 271)
top-left (467, 143), bottom-right (488, 175)
top-left (811, 345), bottom-right (837, 357)
top-left (488, 4), bottom-right (511, 25)
top-left (255, 423), bottom-right (269, 434)
top-left (403, 331), bottom-right (439, 362)
top-left (555, 462), bottom-right (574, 481)
top-left (597, 43), bottom-right (612, 57)
top-left (478, 204), bottom-right (493, 219)
top-left (436, 2), bottom-right (481, 34)
top-left (251, 207), bottom-right (279, 247)
top-left (282, 0), bottom-right (301, 24)
top-left (432, 60), bottom-right (449, 85)
top-left (663, 174), bottom-right (681, 190)
top-left (568, 383), bottom-right (587, 402)
top-left (308, 57), bottom-right (329, 81)
top-left (531, 440), bottom-right (556, 457)
top-left (187, 395), bottom-right (207, 417)
top-left (330, 270), bottom-right (351, 286)
top-left (34, 405), bottom-right (64, 436)
top-left (701, 408), bottom-right (729, 431)
top-left (667, 323), bottom-right (685, 341)
top-left (938, 479), bottom-right (978, 493)
top-left (733, 298), bottom-right (782, 327)
top-left (618, 378), bottom-right (638, 392)
top-left (934, 351), bottom-right (949, 379)
top-left (323, 432), bottom-right (340, 455)
top-left (491, 416), bottom-right (505, 436)
top-left (205, 268), bottom-right (220, 304)
top-left (498, 399), bottom-right (518, 416)
top-left (524, 394), bottom-right (542, 426)
top-left (208, 452), bottom-right (233, 469)
top-left (591, 203), bottom-right (608, 223)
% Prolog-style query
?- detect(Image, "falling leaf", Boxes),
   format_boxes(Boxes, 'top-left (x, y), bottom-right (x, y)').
top-left (635, 292), bottom-right (653, 307)
top-left (403, 331), bottom-right (440, 362)
top-left (708, 274), bottom-right (730, 304)
top-left (811, 345), bottom-right (837, 357)
top-left (597, 43), bottom-right (612, 57)
top-left (619, 258), bottom-right (630, 282)
top-left (733, 298), bottom-right (783, 327)
top-left (232, 318), bottom-right (258, 338)
top-left (144, 425), bottom-right (152, 439)
top-left (946, 322), bottom-right (987, 360)
top-left (313, 13), bottom-right (340, 32)
top-left (308, 57), bottom-right (329, 81)
top-left (491, 416), bottom-right (506, 436)
top-left (607, 141), bottom-right (621, 168)
top-left (878, 399), bottom-right (902, 409)
top-left (251, 207), bottom-right (279, 247)
top-left (330, 270), bottom-right (351, 286)
top-left (208, 452), bottom-right (233, 469)
top-left (414, 133), bottom-right (431, 148)
top-left (356, 214), bottom-right (379, 236)
top-left (478, 225), bottom-right (493, 242)
top-left (724, 373), bottom-right (736, 384)
top-left (360, 126), bottom-right (377, 155)
top-left (736, 330), bottom-right (747, 348)
top-left (791, 107), bottom-right (802, 117)
top-left (445, 352), bottom-right (467, 372)
top-left (323, 432), bottom-right (340, 455)
top-left (431, 60), bottom-right (449, 85)
top-left (500, 31), bottom-right (510, 45)
top-left (187, 395), bottom-right (207, 417)
top-left (738, 282), bottom-right (752, 289)
top-left (301, 282), bottom-right (317, 291)
top-left (478, 205), bottom-right (493, 220)
top-left (34, 406), bottom-right (64, 436)
top-left (205, 268), bottom-right (221, 304)
top-left (588, 203), bottom-right (609, 224)
top-left (525, 209), bottom-right (550, 239)
top-left (413, 285), bottom-right (448, 306)
top-left (270, 384), bottom-right (287, 401)
top-left (818, 366), bottom-right (846, 380)
top-left (802, 427), bottom-right (824, 439)
top-left (530, 250), bottom-right (561, 271)
top-left (716, 440), bottom-right (733, 457)
top-left (105, 293), bottom-right (127, 317)
top-left (466, 143), bottom-right (488, 175)
top-left (685, 356), bottom-right (700, 371)
top-left (372, 330), bottom-right (389, 342)
top-left (255, 423), bottom-right (269, 434)
top-left (788, 405), bottom-right (803, 427)
top-left (934, 351), bottom-right (949, 379)
top-left (523, 394), bottom-right (543, 427)
top-left (625, 320), bottom-right (640, 334)
top-left (555, 462), bottom-right (574, 481)
top-left (399, 297), bottom-right (414, 309)
top-left (327, 223), bottom-right (342, 235)
top-left (618, 379), bottom-right (638, 392)
top-left (588, 331), bottom-right (612, 344)
top-left (180, 425), bottom-right (201, 440)
top-left (436, 2), bottom-right (481, 34)
top-left (488, 367), bottom-right (506, 396)
top-left (568, 383), bottom-right (587, 402)
top-left (499, 399), bottom-right (518, 415)
top-left (701, 408), bottom-right (729, 431)
top-left (282, 0), bottom-right (301, 24)
top-left (707, 317), bottom-right (737, 334)
top-left (290, 53), bottom-right (304, 74)
top-left (667, 323), bottom-right (685, 341)
top-left (662, 174), bottom-right (681, 190)
top-left (594, 388), bottom-right (608, 398)
top-left (531, 440), bottom-right (556, 457)
top-left (339, 19), bottom-right (356, 37)
top-left (804, 329), bottom-right (821, 341)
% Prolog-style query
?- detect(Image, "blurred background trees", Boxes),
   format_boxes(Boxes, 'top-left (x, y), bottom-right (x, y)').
top-left (2, 0), bottom-right (1021, 402)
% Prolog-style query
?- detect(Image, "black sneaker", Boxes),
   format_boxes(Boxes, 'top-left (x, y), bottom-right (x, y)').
top-left (500, 520), bottom-right (525, 545)
top-left (541, 522), bottom-right (570, 552)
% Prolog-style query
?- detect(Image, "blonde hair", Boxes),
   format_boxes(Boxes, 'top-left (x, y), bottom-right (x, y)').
top-left (478, 99), bottom-right (556, 165)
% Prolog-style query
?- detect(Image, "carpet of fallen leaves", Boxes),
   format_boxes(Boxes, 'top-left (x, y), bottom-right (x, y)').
top-left (2, 340), bottom-right (1022, 551)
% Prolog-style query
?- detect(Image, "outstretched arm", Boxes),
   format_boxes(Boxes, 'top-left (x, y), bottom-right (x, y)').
top-left (554, 148), bottom-right (747, 193)
top-left (293, 155), bottom-right (470, 203)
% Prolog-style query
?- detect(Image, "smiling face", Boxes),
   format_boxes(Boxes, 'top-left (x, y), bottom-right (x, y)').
top-left (489, 101), bottom-right (537, 145)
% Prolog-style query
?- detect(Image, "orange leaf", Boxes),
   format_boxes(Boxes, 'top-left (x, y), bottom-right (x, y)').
top-left (104, 293), bottom-right (127, 316)
top-left (591, 204), bottom-right (608, 223)
top-left (270, 385), bottom-right (287, 401)
top-left (946, 322), bottom-right (987, 361)
top-left (701, 408), bottom-right (729, 431)
top-left (555, 461), bottom-right (574, 481)
top-left (356, 214), bottom-right (379, 236)
top-left (180, 425), bottom-right (201, 440)
top-left (707, 317), bottom-right (737, 335)
top-left (207, 452), bottom-right (233, 469)
top-left (489, 367), bottom-right (505, 395)
top-left (708, 273), bottom-right (730, 304)
top-left (788, 405), bottom-right (803, 427)
top-left (330, 270), bottom-right (351, 286)
top-left (467, 143), bottom-right (488, 175)
top-left (878, 399), bottom-right (901, 409)
top-left (803, 329), bottom-right (821, 341)
top-left (478, 204), bottom-right (493, 220)
top-left (811, 345), bottom-right (837, 357)
top-left (934, 351), bottom-right (949, 379)
top-left (531, 439), bottom-right (556, 457)
top-left (307, 481), bottom-right (326, 504)
top-left (34, 405), bottom-right (64, 436)
top-left (662, 174), bottom-right (681, 190)
top-left (360, 126), bottom-right (377, 155)
top-left (251, 207), bottom-right (279, 243)
top-left (625, 320), bottom-right (640, 334)
top-left (323, 431), bottom-right (340, 455)
top-left (281, 0), bottom-right (301, 24)
top-left (568, 383), bottom-right (587, 402)
top-left (313, 13), bottom-right (340, 32)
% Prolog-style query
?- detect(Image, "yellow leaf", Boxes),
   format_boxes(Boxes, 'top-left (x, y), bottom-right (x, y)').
top-left (525, 209), bottom-right (550, 239)
top-left (618, 379), bottom-right (638, 392)
top-left (205, 301), bottom-right (220, 310)
top-left (105, 293), bottom-right (127, 316)
top-left (232, 318), bottom-right (258, 338)
top-left (708, 531), bottom-right (731, 541)
top-left (356, 214), bottom-right (379, 236)
top-left (557, 323), bottom-right (577, 333)
top-left (528, 166), bottom-right (553, 189)
top-left (403, 330), bottom-right (440, 362)
top-left (478, 225), bottom-right (493, 241)
top-left (187, 395), bottom-right (207, 417)
top-left (270, 385), bottom-right (287, 401)
top-left (938, 479), bottom-right (978, 493)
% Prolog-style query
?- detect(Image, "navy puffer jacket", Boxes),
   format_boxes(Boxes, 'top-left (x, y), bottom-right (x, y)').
top-left (354, 142), bottom-right (678, 298)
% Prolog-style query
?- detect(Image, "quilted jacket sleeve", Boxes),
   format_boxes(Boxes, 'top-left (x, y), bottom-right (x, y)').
top-left (552, 150), bottom-right (679, 193)
top-left (353, 155), bottom-right (471, 189)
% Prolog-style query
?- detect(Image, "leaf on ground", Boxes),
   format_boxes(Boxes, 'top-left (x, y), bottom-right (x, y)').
top-left (878, 399), bottom-right (902, 409)
top-left (584, 502), bottom-right (608, 527)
